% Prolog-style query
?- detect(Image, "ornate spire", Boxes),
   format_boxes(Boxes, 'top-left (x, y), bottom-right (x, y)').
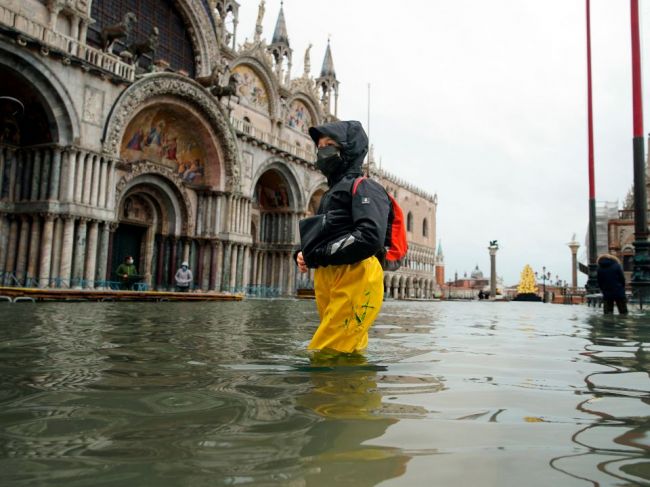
top-left (254, 0), bottom-right (265, 43)
top-left (303, 43), bottom-right (312, 77)
top-left (320, 38), bottom-right (336, 78)
top-left (272, 1), bottom-right (289, 46)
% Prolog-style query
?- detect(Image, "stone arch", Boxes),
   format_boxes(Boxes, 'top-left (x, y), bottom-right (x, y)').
top-left (305, 182), bottom-right (328, 215)
top-left (285, 92), bottom-right (322, 134)
top-left (112, 172), bottom-right (191, 288)
top-left (230, 57), bottom-right (280, 118)
top-left (114, 164), bottom-right (193, 235)
top-left (102, 73), bottom-right (240, 192)
top-left (0, 40), bottom-right (80, 145)
top-left (251, 158), bottom-right (304, 211)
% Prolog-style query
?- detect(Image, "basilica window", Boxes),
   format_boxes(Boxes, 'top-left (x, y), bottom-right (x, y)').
top-left (89, 0), bottom-right (196, 76)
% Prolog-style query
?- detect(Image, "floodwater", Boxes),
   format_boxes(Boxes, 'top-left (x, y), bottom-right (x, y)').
top-left (1, 300), bottom-right (649, 487)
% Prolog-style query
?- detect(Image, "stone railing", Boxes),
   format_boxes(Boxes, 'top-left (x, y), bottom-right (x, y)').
top-left (372, 165), bottom-right (437, 203)
top-left (230, 116), bottom-right (316, 163)
top-left (0, 4), bottom-right (135, 81)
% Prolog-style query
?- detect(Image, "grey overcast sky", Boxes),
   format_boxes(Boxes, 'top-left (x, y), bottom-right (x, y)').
top-left (237, 0), bottom-right (650, 286)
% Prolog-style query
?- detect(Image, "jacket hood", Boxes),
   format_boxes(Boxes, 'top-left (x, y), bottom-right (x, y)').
top-left (597, 253), bottom-right (620, 267)
top-left (309, 121), bottom-right (368, 182)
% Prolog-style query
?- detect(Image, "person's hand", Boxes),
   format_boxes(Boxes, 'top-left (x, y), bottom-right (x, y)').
top-left (297, 251), bottom-right (308, 273)
top-left (123, 274), bottom-right (128, 278)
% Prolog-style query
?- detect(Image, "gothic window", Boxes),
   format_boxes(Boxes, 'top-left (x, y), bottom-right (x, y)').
top-left (407, 212), bottom-right (413, 233)
top-left (422, 218), bottom-right (428, 237)
top-left (89, 0), bottom-right (196, 76)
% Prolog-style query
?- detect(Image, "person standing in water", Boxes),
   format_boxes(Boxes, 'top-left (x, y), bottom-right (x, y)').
top-left (296, 121), bottom-right (390, 354)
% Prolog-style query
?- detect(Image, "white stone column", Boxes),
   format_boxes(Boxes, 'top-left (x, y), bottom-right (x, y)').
top-left (72, 219), bottom-right (88, 288)
top-left (106, 160), bottom-right (116, 209)
top-left (288, 251), bottom-right (296, 296)
top-left (196, 195), bottom-right (205, 236)
top-left (205, 196), bottom-right (213, 236)
top-left (214, 241), bottom-right (223, 291)
top-left (98, 157), bottom-right (108, 208)
top-left (26, 215), bottom-right (41, 286)
top-left (183, 239), bottom-right (191, 262)
top-left (214, 195), bottom-right (222, 234)
top-left (48, 148), bottom-right (62, 200)
top-left (15, 216), bottom-right (30, 283)
top-left (38, 215), bottom-right (55, 287)
top-left (229, 243), bottom-right (238, 290)
top-left (50, 217), bottom-right (63, 284)
top-left (96, 222), bottom-right (110, 287)
top-left (74, 151), bottom-right (85, 203)
top-left (83, 153), bottom-right (93, 205)
top-left (59, 216), bottom-right (75, 287)
top-left (84, 221), bottom-right (99, 288)
top-left (59, 149), bottom-right (72, 202)
top-left (39, 149), bottom-right (51, 200)
top-left (90, 154), bottom-right (101, 206)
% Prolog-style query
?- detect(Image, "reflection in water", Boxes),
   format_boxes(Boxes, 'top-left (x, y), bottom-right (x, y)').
top-left (297, 353), bottom-right (410, 485)
top-left (550, 313), bottom-right (650, 486)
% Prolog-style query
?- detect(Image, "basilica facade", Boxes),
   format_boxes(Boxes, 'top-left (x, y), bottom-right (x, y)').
top-left (0, 0), bottom-right (440, 298)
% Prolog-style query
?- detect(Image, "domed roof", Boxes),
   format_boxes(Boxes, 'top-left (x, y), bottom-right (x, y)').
top-left (470, 265), bottom-right (484, 279)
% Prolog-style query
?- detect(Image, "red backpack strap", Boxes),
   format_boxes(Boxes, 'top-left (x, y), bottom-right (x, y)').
top-left (352, 176), bottom-right (367, 195)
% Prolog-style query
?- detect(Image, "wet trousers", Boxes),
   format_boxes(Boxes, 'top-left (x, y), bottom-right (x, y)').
top-left (603, 298), bottom-right (628, 315)
top-left (309, 256), bottom-right (384, 353)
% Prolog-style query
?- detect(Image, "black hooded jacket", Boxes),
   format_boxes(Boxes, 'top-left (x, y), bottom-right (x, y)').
top-left (597, 255), bottom-right (626, 300)
top-left (299, 121), bottom-right (390, 268)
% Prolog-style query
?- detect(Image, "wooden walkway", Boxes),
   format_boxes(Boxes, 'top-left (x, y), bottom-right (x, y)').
top-left (0, 286), bottom-right (244, 302)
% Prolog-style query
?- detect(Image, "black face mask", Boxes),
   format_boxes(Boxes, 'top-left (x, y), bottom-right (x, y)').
top-left (316, 145), bottom-right (344, 177)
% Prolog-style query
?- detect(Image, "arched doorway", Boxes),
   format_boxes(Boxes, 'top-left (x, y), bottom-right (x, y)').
top-left (250, 165), bottom-right (300, 296)
top-left (111, 175), bottom-right (188, 289)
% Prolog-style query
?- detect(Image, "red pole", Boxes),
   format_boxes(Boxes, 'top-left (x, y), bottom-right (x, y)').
top-left (630, 0), bottom-right (650, 303)
top-left (585, 0), bottom-right (599, 292)
top-left (586, 0), bottom-right (595, 201)
top-left (631, 0), bottom-right (644, 137)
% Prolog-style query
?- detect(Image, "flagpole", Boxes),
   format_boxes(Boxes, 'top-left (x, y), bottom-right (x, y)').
top-left (630, 0), bottom-right (650, 306)
top-left (585, 0), bottom-right (599, 293)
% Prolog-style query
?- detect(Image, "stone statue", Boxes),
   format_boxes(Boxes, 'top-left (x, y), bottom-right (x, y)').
top-left (100, 12), bottom-right (137, 52)
top-left (130, 26), bottom-right (159, 67)
top-left (304, 43), bottom-right (312, 76)
top-left (211, 73), bottom-right (241, 101)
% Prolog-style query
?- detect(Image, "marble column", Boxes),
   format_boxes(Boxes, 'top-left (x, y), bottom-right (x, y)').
top-left (250, 249), bottom-right (258, 288)
top-left (4, 217), bottom-right (19, 283)
top-left (96, 222), bottom-right (110, 287)
top-left (74, 151), bottom-right (86, 203)
top-left (72, 219), bottom-right (87, 288)
top-left (84, 221), bottom-right (99, 288)
top-left (201, 243), bottom-right (211, 290)
top-left (59, 216), bottom-right (75, 287)
top-left (98, 158), bottom-right (108, 208)
top-left (83, 154), bottom-right (93, 205)
top-left (50, 217), bottom-right (63, 283)
top-left (196, 195), bottom-right (205, 236)
top-left (38, 215), bottom-right (55, 287)
top-left (205, 196), bottom-right (213, 236)
top-left (214, 195), bottom-right (222, 234)
top-left (214, 241), bottom-right (224, 292)
top-left (14, 151), bottom-right (23, 202)
top-left (209, 241), bottom-right (218, 290)
top-left (287, 251), bottom-right (296, 296)
top-left (59, 149), bottom-right (74, 202)
top-left (156, 236), bottom-right (165, 289)
top-left (221, 242), bottom-right (232, 291)
top-left (90, 154), bottom-right (100, 206)
top-left (235, 244), bottom-right (243, 289)
top-left (0, 149), bottom-right (5, 198)
top-left (15, 216), bottom-right (30, 284)
top-left (229, 244), bottom-right (238, 291)
top-left (0, 214), bottom-right (8, 273)
top-left (168, 238), bottom-right (178, 285)
top-left (242, 246), bottom-right (251, 290)
top-left (39, 149), bottom-right (51, 200)
top-left (6, 148), bottom-right (17, 201)
top-left (20, 150), bottom-right (33, 201)
top-left (106, 160), bottom-right (116, 209)
top-left (26, 215), bottom-right (41, 286)
top-left (48, 148), bottom-right (62, 200)
top-left (30, 149), bottom-right (42, 201)
top-left (183, 239), bottom-right (191, 262)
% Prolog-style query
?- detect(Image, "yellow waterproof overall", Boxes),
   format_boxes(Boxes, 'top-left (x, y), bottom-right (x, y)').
top-left (309, 256), bottom-right (384, 353)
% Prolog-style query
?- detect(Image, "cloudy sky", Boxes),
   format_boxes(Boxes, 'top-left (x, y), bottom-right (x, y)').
top-left (237, 0), bottom-right (650, 286)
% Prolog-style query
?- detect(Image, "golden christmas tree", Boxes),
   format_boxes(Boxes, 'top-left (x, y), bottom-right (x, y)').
top-left (517, 265), bottom-right (538, 294)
